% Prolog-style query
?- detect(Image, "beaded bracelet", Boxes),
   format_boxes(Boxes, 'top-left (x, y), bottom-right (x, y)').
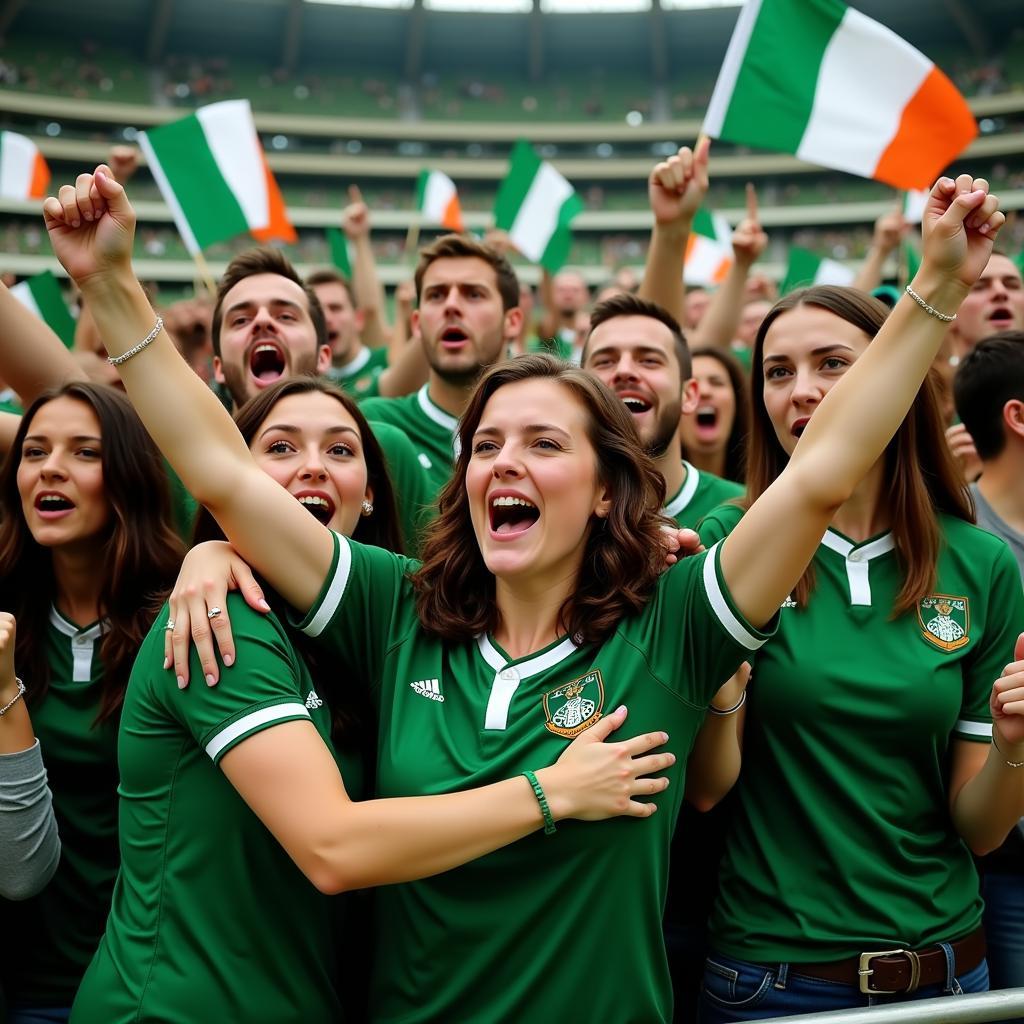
top-left (108, 316), bottom-right (164, 367)
top-left (992, 731), bottom-right (1024, 769)
top-left (522, 769), bottom-right (557, 835)
top-left (905, 285), bottom-right (957, 323)
top-left (0, 678), bottom-right (26, 717)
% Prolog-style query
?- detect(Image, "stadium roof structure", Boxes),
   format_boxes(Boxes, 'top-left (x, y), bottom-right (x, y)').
top-left (3, 0), bottom-right (1022, 84)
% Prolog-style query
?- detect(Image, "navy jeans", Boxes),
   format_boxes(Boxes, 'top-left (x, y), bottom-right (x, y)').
top-left (698, 948), bottom-right (989, 1023)
top-left (7, 1009), bottom-right (72, 1024)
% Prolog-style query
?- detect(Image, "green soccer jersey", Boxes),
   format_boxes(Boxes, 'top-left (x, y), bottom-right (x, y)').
top-left (367, 419), bottom-right (431, 555)
top-left (71, 597), bottom-right (344, 1024)
top-left (361, 384), bottom-right (459, 506)
top-left (663, 461), bottom-right (743, 530)
top-left (326, 345), bottom-right (389, 400)
top-left (293, 532), bottom-right (773, 1023)
top-left (0, 609), bottom-right (118, 1008)
top-left (698, 504), bottom-right (1024, 961)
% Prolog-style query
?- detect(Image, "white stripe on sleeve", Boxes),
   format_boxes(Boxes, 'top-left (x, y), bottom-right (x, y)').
top-left (205, 703), bottom-right (310, 761)
top-left (702, 542), bottom-right (766, 652)
top-left (303, 533), bottom-right (353, 638)
top-left (955, 719), bottom-right (993, 739)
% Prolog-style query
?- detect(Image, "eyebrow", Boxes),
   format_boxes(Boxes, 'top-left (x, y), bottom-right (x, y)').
top-left (225, 298), bottom-right (304, 317)
top-left (473, 423), bottom-right (573, 441)
top-left (23, 434), bottom-right (102, 444)
top-left (763, 344), bottom-right (856, 365)
top-left (258, 423), bottom-right (359, 440)
top-left (588, 344), bottom-right (667, 361)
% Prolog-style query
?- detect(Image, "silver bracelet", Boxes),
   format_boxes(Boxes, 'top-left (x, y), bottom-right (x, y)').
top-left (0, 678), bottom-right (26, 717)
top-left (108, 316), bottom-right (164, 367)
top-left (904, 285), bottom-right (957, 323)
top-left (992, 731), bottom-right (1024, 769)
top-left (708, 690), bottom-right (747, 716)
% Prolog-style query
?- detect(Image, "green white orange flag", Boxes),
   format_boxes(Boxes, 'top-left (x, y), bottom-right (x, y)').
top-left (417, 170), bottom-right (464, 233)
top-left (0, 131), bottom-right (50, 201)
top-left (139, 100), bottom-right (296, 255)
top-left (685, 208), bottom-right (733, 286)
top-left (903, 189), bottom-right (929, 225)
top-left (703, 0), bottom-right (977, 190)
top-left (326, 227), bottom-right (353, 278)
top-left (494, 141), bottom-right (583, 273)
top-left (11, 271), bottom-right (76, 348)
top-left (781, 247), bottom-right (855, 295)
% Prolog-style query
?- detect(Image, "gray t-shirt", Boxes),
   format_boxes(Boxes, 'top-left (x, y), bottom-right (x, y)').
top-left (971, 484), bottom-right (1024, 578)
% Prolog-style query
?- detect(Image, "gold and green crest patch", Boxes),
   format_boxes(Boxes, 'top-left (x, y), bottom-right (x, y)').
top-left (543, 670), bottom-right (605, 738)
top-left (918, 594), bottom-right (970, 652)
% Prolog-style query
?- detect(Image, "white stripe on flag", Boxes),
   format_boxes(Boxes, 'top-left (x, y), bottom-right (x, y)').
top-left (703, 0), bottom-right (763, 137)
top-left (422, 172), bottom-right (455, 220)
top-left (9, 280), bottom-right (41, 319)
top-left (814, 258), bottom-right (856, 286)
top-left (0, 132), bottom-right (36, 199)
top-left (903, 189), bottom-right (929, 225)
top-left (196, 100), bottom-right (268, 231)
top-left (509, 163), bottom-right (573, 263)
top-left (796, 8), bottom-right (931, 178)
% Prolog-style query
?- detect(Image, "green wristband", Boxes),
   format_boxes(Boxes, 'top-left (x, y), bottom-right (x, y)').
top-left (523, 769), bottom-right (557, 835)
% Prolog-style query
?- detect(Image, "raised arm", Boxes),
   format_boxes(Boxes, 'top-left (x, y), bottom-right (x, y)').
top-left (342, 185), bottom-right (392, 349)
top-left (852, 205), bottom-right (908, 294)
top-left (690, 184), bottom-right (768, 352)
top-left (43, 166), bottom-right (333, 613)
top-left (637, 138), bottom-right (709, 324)
top-left (720, 175), bottom-right (1004, 627)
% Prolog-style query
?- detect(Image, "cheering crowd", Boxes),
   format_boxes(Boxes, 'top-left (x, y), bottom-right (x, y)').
top-left (0, 142), bottom-right (1022, 1024)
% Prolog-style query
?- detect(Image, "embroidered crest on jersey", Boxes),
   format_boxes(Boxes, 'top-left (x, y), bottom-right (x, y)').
top-left (355, 374), bottom-right (374, 394)
top-left (542, 671), bottom-right (604, 738)
top-left (918, 594), bottom-right (970, 651)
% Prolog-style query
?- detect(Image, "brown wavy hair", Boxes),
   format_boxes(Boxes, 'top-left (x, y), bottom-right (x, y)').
top-left (412, 354), bottom-right (670, 642)
top-left (743, 286), bottom-right (972, 615)
top-left (0, 383), bottom-right (184, 723)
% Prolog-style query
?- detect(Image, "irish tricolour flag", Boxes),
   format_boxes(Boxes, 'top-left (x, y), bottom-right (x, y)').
top-left (781, 247), bottom-right (856, 295)
top-left (11, 271), bottom-right (77, 348)
top-left (140, 100), bottom-right (296, 255)
top-left (494, 141), bottom-right (583, 273)
top-left (417, 170), bottom-right (464, 233)
top-left (0, 131), bottom-right (50, 201)
top-left (704, 0), bottom-right (977, 190)
top-left (685, 209), bottom-right (732, 286)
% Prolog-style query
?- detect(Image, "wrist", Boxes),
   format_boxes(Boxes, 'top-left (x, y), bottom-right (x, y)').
top-left (993, 727), bottom-right (1024, 762)
top-left (77, 265), bottom-right (141, 305)
top-left (907, 272), bottom-right (969, 314)
top-left (652, 220), bottom-right (692, 244)
top-left (532, 765), bottom-right (570, 823)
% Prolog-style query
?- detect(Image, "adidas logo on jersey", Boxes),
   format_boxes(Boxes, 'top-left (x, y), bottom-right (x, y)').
top-left (410, 678), bottom-right (445, 702)
top-left (781, 595), bottom-right (797, 609)
top-left (305, 690), bottom-right (324, 709)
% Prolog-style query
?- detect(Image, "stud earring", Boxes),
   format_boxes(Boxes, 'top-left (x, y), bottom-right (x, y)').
top-left (361, 499), bottom-right (374, 516)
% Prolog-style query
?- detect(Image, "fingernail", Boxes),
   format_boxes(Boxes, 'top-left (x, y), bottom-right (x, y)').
top-left (176, 676), bottom-right (186, 689)
top-left (662, 733), bottom-right (670, 742)
top-left (223, 653), bottom-right (234, 667)
top-left (257, 599), bottom-right (270, 611)
top-left (615, 704), bottom-right (627, 714)
top-left (206, 674), bottom-right (216, 687)
top-left (163, 656), bottom-right (170, 669)
top-left (72, 219), bottom-right (80, 227)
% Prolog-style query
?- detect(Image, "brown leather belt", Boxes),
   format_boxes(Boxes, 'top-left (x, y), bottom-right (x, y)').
top-left (792, 927), bottom-right (986, 995)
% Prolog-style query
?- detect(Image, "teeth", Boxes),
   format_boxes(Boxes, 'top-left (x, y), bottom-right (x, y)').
top-left (40, 495), bottom-right (70, 506)
top-left (697, 405), bottom-right (716, 415)
top-left (622, 397), bottom-right (650, 410)
top-left (298, 496), bottom-right (329, 508)
top-left (255, 344), bottom-right (279, 355)
top-left (491, 496), bottom-right (537, 509)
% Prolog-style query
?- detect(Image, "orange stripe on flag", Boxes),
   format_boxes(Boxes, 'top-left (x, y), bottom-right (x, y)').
top-left (874, 66), bottom-right (978, 191)
top-left (251, 152), bottom-right (297, 245)
top-left (711, 257), bottom-right (730, 285)
top-left (29, 151), bottom-right (50, 200)
top-left (442, 194), bottom-right (464, 233)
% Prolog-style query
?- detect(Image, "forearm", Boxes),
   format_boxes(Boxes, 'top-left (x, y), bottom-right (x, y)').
top-left (684, 669), bottom-right (746, 811)
top-left (0, 412), bottom-right (20, 459)
top-left (952, 736), bottom-right (1024, 855)
top-left (691, 259), bottom-right (750, 351)
top-left (351, 234), bottom-right (391, 348)
top-left (0, 284), bottom-right (87, 402)
top-left (77, 269), bottom-right (253, 509)
top-left (638, 223), bottom-right (690, 324)
top-left (0, 741), bottom-right (61, 899)
top-left (379, 334), bottom-right (428, 398)
top-left (851, 245), bottom-right (891, 293)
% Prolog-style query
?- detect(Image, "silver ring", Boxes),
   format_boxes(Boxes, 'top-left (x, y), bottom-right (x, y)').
top-left (165, 620), bottom-right (175, 631)
top-left (207, 607), bottom-right (222, 620)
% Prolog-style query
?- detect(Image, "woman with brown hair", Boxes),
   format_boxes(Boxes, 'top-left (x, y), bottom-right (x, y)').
top-left (45, 166), bottom-right (1022, 1023)
top-left (680, 345), bottom-right (749, 485)
top-left (0, 382), bottom-right (184, 1024)
top-left (694, 284), bottom-right (1024, 1020)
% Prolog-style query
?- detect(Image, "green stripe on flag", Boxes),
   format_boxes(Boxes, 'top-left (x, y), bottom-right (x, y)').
top-left (781, 247), bottom-right (824, 296)
top-left (691, 208), bottom-right (716, 241)
top-left (327, 228), bottom-right (353, 278)
top-left (721, 0), bottom-right (845, 154)
top-left (415, 169), bottom-right (429, 210)
top-left (19, 271), bottom-right (76, 348)
top-left (903, 241), bottom-right (921, 283)
top-left (144, 114), bottom-right (249, 251)
top-left (538, 193), bottom-right (584, 275)
top-left (494, 140), bottom-right (541, 232)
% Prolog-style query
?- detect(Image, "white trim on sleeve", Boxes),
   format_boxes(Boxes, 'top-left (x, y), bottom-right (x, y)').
top-left (702, 542), bottom-right (766, 652)
top-left (205, 703), bottom-right (311, 761)
top-left (303, 533), bottom-right (353, 638)
top-left (955, 719), bottom-right (993, 739)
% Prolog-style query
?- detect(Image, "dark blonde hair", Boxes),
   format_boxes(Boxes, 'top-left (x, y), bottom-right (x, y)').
top-left (412, 354), bottom-right (669, 642)
top-left (744, 286), bottom-right (972, 615)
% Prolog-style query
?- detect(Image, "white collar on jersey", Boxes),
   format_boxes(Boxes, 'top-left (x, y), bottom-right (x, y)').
top-left (49, 606), bottom-right (106, 683)
top-left (663, 461), bottom-right (700, 519)
top-left (820, 530), bottom-right (896, 606)
top-left (476, 632), bottom-right (581, 731)
top-left (417, 384), bottom-right (460, 435)
top-left (332, 345), bottom-right (372, 379)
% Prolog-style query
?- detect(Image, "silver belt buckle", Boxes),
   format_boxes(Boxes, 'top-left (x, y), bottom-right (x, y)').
top-left (857, 948), bottom-right (921, 995)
